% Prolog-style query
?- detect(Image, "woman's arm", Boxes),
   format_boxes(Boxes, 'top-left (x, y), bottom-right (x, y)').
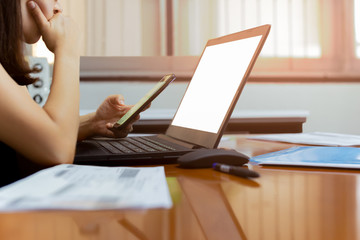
top-left (78, 95), bottom-right (137, 141)
top-left (0, 3), bottom-right (80, 166)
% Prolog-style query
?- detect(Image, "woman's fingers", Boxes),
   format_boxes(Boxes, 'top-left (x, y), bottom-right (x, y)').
top-left (26, 1), bottom-right (49, 34)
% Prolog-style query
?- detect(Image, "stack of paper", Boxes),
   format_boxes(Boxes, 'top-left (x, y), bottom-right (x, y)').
top-left (0, 164), bottom-right (172, 211)
top-left (248, 132), bottom-right (360, 146)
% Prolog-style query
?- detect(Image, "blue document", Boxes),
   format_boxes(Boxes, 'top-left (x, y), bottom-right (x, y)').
top-left (251, 146), bottom-right (360, 169)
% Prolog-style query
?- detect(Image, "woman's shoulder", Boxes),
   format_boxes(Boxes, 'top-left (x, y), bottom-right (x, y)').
top-left (0, 63), bottom-right (30, 94)
top-left (0, 63), bottom-right (15, 84)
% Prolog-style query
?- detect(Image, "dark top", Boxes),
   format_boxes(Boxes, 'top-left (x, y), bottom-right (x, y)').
top-left (0, 141), bottom-right (21, 187)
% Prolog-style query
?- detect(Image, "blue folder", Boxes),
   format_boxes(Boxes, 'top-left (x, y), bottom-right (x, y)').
top-left (250, 146), bottom-right (360, 169)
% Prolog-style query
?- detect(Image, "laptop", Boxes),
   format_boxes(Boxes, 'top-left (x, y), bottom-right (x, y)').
top-left (75, 24), bottom-right (271, 166)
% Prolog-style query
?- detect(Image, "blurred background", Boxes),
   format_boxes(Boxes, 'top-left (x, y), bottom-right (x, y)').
top-left (29, 0), bottom-right (360, 134)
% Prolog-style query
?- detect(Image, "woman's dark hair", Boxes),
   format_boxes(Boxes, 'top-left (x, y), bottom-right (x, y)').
top-left (0, 0), bottom-right (35, 85)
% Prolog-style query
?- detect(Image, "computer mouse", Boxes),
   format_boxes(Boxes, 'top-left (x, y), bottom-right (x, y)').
top-left (177, 148), bottom-right (249, 169)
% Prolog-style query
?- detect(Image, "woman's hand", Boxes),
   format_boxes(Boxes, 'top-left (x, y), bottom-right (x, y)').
top-left (78, 95), bottom-right (144, 141)
top-left (95, 95), bottom-right (138, 138)
top-left (26, 1), bottom-right (80, 55)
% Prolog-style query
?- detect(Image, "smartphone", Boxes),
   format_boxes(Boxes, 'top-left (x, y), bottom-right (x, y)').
top-left (113, 74), bottom-right (176, 129)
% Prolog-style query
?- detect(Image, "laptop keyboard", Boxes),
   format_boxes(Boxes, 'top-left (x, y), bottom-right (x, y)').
top-left (97, 136), bottom-right (176, 154)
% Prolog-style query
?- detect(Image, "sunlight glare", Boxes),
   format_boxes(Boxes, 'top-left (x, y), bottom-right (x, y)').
top-left (32, 38), bottom-right (54, 64)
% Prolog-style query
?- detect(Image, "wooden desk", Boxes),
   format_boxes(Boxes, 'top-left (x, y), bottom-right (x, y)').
top-left (0, 135), bottom-right (358, 240)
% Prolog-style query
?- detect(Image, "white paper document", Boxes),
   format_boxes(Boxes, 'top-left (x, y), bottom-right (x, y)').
top-left (0, 164), bottom-right (172, 211)
top-left (248, 132), bottom-right (360, 147)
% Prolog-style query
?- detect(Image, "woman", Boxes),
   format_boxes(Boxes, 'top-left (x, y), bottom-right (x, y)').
top-left (0, 0), bottom-right (137, 186)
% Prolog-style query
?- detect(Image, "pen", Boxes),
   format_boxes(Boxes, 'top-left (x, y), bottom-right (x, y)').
top-left (212, 163), bottom-right (260, 178)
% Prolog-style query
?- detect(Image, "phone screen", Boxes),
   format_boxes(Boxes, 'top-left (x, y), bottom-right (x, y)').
top-left (113, 74), bottom-right (176, 129)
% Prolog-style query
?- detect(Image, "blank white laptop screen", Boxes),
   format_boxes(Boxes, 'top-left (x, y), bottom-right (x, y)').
top-left (171, 36), bottom-right (262, 133)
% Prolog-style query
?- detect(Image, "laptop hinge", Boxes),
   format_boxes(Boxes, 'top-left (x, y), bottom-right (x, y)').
top-left (156, 134), bottom-right (204, 149)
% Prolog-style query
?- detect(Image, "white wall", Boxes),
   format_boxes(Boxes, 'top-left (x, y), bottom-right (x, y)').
top-left (80, 82), bottom-right (360, 135)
